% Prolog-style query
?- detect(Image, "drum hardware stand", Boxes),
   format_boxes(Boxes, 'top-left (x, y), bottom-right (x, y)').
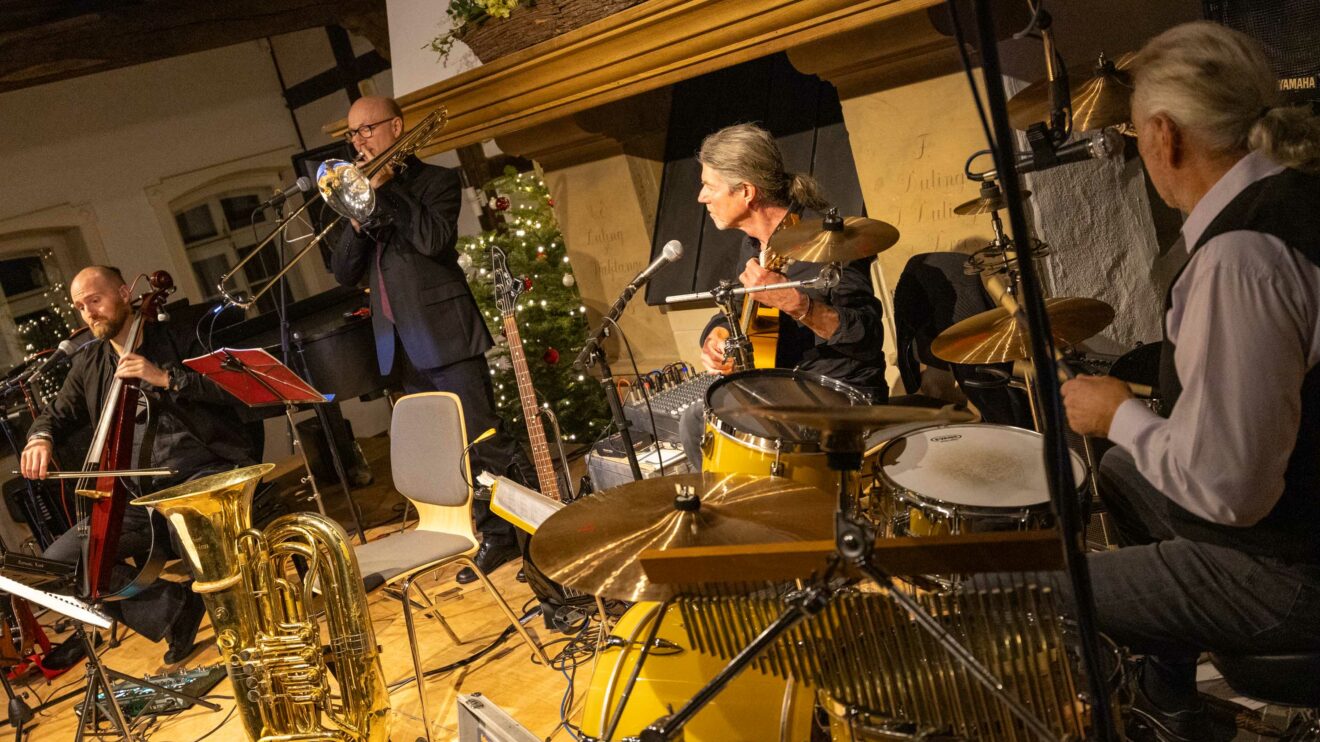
top-left (634, 425), bottom-right (1057, 742)
top-left (962, 1), bottom-right (1117, 736)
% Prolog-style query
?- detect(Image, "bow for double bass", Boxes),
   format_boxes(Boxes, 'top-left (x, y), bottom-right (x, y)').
top-left (74, 271), bottom-right (176, 602)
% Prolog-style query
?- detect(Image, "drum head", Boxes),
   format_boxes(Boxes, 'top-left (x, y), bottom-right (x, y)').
top-left (706, 368), bottom-right (867, 444)
top-left (880, 424), bottom-right (1085, 509)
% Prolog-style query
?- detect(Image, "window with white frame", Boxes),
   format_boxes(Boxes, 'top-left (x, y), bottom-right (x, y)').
top-left (173, 190), bottom-right (305, 315)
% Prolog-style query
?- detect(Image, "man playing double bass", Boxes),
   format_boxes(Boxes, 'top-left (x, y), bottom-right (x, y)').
top-left (21, 266), bottom-right (256, 669)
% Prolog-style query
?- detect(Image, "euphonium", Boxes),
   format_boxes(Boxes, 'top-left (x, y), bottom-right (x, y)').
top-left (132, 465), bottom-right (390, 742)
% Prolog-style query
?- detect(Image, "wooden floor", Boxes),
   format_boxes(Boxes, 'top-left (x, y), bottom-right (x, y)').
top-left (16, 436), bottom-right (582, 742)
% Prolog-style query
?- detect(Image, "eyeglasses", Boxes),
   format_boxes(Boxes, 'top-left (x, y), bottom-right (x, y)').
top-left (343, 117), bottom-right (398, 142)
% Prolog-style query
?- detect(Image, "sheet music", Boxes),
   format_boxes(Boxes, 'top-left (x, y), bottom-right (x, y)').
top-left (0, 573), bottom-right (112, 628)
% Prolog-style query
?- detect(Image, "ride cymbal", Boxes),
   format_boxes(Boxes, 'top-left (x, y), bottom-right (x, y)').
top-left (529, 473), bottom-right (834, 602)
top-left (930, 297), bottom-right (1115, 365)
top-left (1008, 52), bottom-right (1135, 132)
top-left (768, 214), bottom-right (900, 264)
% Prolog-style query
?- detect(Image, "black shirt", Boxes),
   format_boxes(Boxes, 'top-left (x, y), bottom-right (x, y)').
top-left (28, 322), bottom-right (256, 493)
top-left (701, 233), bottom-right (889, 399)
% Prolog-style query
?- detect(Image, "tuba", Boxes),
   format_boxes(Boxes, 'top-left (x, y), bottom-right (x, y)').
top-left (132, 465), bottom-right (390, 742)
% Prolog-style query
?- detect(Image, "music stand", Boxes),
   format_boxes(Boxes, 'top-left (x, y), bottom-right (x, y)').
top-left (0, 574), bottom-right (219, 741)
top-left (183, 348), bottom-right (367, 539)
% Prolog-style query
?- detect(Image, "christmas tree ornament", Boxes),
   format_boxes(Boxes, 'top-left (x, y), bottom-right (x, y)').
top-left (543, 347), bottom-right (560, 365)
top-left (457, 253), bottom-right (473, 271)
top-left (562, 273), bottom-right (576, 288)
top-left (494, 195), bottom-right (511, 211)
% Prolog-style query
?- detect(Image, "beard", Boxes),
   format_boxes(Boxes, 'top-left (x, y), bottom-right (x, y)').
top-left (89, 306), bottom-right (130, 340)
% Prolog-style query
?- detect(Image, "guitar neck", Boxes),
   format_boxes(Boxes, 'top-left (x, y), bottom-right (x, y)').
top-left (500, 313), bottom-right (563, 502)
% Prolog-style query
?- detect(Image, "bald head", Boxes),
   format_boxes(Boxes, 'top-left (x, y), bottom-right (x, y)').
top-left (346, 96), bottom-right (404, 159)
top-left (71, 266), bottom-right (131, 341)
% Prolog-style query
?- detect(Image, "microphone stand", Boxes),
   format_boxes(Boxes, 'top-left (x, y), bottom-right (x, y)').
top-left (575, 281), bottom-right (649, 482)
top-left (968, 2), bottom-right (1116, 738)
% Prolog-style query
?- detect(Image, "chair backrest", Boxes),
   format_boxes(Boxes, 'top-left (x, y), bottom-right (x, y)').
top-left (390, 392), bottom-right (472, 508)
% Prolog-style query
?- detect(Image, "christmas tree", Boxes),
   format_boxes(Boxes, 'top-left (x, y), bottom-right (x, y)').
top-left (457, 168), bottom-right (610, 446)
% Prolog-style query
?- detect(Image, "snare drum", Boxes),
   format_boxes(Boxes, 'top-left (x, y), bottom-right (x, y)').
top-left (581, 602), bottom-right (813, 741)
top-left (702, 369), bottom-right (870, 492)
top-left (874, 423), bottom-right (1087, 536)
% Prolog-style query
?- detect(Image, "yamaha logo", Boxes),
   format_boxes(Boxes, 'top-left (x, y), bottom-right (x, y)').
top-left (931, 434), bottom-right (962, 443)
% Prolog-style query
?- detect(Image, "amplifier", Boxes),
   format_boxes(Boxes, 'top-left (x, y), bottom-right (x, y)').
top-left (622, 373), bottom-right (717, 443)
top-left (1205, 0), bottom-right (1320, 105)
top-left (586, 433), bottom-right (692, 493)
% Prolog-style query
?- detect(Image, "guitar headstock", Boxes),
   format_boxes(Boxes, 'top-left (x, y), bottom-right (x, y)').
top-left (491, 247), bottom-right (523, 316)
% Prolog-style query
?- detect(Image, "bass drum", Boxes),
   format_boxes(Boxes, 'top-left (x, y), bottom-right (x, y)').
top-left (702, 368), bottom-right (870, 493)
top-left (581, 602), bottom-right (814, 741)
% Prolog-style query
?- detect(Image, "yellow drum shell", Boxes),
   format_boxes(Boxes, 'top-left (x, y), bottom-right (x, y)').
top-left (581, 602), bottom-right (814, 741)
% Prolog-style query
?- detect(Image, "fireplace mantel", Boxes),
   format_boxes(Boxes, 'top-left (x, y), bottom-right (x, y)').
top-left (335, 0), bottom-right (943, 152)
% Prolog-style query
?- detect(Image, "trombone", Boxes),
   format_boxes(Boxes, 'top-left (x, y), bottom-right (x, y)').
top-left (217, 107), bottom-right (449, 310)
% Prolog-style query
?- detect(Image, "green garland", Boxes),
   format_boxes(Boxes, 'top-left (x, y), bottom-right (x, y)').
top-left (458, 168), bottom-right (610, 446)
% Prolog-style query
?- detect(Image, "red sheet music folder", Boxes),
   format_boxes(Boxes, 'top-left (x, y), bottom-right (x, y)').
top-left (183, 348), bottom-right (325, 407)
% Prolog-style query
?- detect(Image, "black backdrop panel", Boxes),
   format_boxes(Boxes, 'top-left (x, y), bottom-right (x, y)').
top-left (645, 53), bottom-right (867, 305)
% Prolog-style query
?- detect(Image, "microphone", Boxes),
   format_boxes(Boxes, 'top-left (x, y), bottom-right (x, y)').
top-left (260, 176), bottom-right (312, 209)
top-left (574, 240), bottom-right (684, 370)
top-left (15, 339), bottom-right (83, 384)
top-left (983, 128), bottom-right (1123, 180)
top-left (626, 240), bottom-right (684, 292)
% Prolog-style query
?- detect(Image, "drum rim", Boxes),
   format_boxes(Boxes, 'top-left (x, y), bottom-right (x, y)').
top-left (703, 368), bottom-right (868, 454)
top-left (876, 423), bottom-right (1085, 517)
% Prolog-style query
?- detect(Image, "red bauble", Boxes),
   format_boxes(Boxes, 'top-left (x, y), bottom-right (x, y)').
top-left (522, 277), bottom-right (533, 291)
top-left (543, 347), bottom-right (560, 365)
top-left (494, 196), bottom-right (511, 211)
top-left (547, 197), bottom-right (555, 207)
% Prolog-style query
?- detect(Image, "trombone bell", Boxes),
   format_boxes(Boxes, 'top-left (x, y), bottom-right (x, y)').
top-left (316, 159), bottom-right (376, 223)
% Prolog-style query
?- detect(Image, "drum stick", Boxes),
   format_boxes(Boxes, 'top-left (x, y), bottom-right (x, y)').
top-left (1011, 361), bottom-right (1154, 399)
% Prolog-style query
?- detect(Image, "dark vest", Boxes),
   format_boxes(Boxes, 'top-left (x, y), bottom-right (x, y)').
top-left (1159, 167), bottom-right (1320, 563)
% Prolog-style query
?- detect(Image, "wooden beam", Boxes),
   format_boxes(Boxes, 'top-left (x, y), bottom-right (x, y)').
top-left (325, 0), bottom-right (945, 152)
top-left (0, 0), bottom-right (386, 93)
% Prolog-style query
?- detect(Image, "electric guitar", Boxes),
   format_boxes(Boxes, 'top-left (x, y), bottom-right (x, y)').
top-left (490, 247), bottom-right (564, 502)
top-left (733, 211), bottom-right (801, 370)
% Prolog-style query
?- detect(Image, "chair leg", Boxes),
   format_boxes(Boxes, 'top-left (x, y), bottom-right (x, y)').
top-left (413, 581), bottom-right (464, 645)
top-left (401, 576), bottom-right (434, 742)
top-left (456, 556), bottom-right (551, 665)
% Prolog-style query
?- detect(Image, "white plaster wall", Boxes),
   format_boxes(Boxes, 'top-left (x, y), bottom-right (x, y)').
top-left (385, 0), bottom-right (483, 97)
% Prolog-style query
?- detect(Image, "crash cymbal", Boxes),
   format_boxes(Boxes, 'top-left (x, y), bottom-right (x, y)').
top-left (953, 184), bottom-right (1033, 216)
top-left (715, 404), bottom-right (976, 436)
top-left (930, 297), bottom-right (1115, 365)
top-left (1008, 52), bottom-right (1135, 132)
top-left (768, 214), bottom-right (900, 264)
top-left (530, 473), bottom-right (834, 602)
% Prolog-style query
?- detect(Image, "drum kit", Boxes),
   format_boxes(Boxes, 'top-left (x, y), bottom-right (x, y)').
top-left (528, 55), bottom-right (1140, 741)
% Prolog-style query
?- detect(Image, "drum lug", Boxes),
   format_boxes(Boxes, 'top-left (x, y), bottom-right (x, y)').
top-left (770, 442), bottom-right (785, 478)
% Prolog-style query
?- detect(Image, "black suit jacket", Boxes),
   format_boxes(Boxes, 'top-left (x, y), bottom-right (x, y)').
top-left (331, 156), bottom-right (493, 375)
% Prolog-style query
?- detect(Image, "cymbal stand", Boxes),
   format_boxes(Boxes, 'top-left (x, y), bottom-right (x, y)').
top-left (637, 427), bottom-right (1055, 742)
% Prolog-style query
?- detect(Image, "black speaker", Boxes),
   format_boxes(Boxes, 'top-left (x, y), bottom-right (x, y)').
top-left (1204, 0), bottom-right (1320, 105)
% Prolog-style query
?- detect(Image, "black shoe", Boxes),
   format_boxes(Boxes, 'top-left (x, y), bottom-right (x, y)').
top-left (456, 541), bottom-right (520, 585)
top-left (1127, 677), bottom-right (1213, 742)
top-left (516, 568), bottom-right (527, 583)
top-left (42, 633), bottom-right (102, 671)
top-left (162, 591), bottom-right (207, 666)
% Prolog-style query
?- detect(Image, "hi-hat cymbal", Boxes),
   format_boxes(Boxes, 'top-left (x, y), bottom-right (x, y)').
top-left (768, 215), bottom-right (900, 263)
top-left (529, 473), bottom-right (834, 602)
top-left (930, 297), bottom-right (1115, 365)
top-left (953, 185), bottom-right (1033, 216)
top-left (1008, 52), bottom-right (1135, 132)
top-left (712, 404), bottom-right (975, 436)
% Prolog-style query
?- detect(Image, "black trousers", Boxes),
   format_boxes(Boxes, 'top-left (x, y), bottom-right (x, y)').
top-left (44, 506), bottom-right (191, 644)
top-left (1066, 448), bottom-right (1320, 709)
top-left (396, 346), bottom-right (536, 547)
